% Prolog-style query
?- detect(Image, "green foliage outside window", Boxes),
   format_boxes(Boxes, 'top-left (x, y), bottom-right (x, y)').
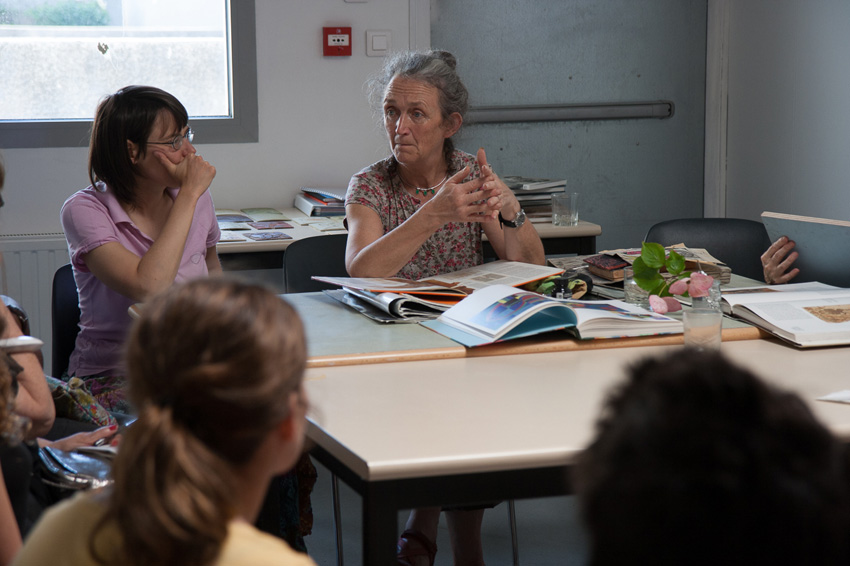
top-left (0, 1), bottom-right (107, 26)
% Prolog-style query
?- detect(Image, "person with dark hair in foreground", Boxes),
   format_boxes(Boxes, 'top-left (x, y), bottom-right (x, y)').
top-left (576, 348), bottom-right (850, 566)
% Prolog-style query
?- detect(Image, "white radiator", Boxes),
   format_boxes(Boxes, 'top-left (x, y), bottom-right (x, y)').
top-left (0, 234), bottom-right (70, 374)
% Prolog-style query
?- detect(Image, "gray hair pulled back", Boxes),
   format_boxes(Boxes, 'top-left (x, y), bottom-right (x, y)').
top-left (367, 49), bottom-right (469, 158)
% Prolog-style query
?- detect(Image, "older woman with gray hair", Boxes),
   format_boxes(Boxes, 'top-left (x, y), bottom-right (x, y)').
top-left (345, 49), bottom-right (544, 282)
top-left (345, 49), bottom-right (543, 566)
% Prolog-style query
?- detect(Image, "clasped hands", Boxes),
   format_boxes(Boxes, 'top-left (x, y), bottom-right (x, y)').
top-left (424, 148), bottom-right (520, 224)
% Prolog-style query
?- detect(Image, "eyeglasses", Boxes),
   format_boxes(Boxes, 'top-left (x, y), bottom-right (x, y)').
top-left (149, 127), bottom-right (194, 151)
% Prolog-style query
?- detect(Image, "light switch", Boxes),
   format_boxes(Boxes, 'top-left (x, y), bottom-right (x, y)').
top-left (372, 35), bottom-right (387, 51)
top-left (366, 30), bottom-right (391, 57)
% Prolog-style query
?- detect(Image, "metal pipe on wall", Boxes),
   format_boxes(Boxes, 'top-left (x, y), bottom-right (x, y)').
top-left (467, 101), bottom-right (674, 124)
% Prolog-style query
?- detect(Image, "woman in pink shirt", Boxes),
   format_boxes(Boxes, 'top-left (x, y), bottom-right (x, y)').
top-left (60, 86), bottom-right (221, 412)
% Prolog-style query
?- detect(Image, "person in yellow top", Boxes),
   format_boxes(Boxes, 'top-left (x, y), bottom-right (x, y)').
top-left (13, 278), bottom-right (316, 566)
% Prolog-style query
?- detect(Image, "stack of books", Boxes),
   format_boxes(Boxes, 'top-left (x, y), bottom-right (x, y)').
top-left (502, 176), bottom-right (567, 224)
top-left (294, 187), bottom-right (346, 217)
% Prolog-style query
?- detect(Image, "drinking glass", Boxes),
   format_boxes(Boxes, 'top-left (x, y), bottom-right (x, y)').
top-left (683, 308), bottom-right (723, 351)
top-left (623, 267), bottom-right (650, 309)
top-left (551, 192), bottom-right (579, 226)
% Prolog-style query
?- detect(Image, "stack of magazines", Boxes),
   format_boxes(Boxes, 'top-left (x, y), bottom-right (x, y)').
top-left (294, 187), bottom-right (346, 217)
top-left (502, 176), bottom-right (567, 223)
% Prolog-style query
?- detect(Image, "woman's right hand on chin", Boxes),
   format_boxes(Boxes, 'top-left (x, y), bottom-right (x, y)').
top-left (761, 236), bottom-right (799, 284)
top-left (155, 152), bottom-right (216, 198)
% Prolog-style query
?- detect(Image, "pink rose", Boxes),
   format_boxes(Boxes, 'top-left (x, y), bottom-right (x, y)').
top-left (649, 295), bottom-right (682, 314)
top-left (688, 272), bottom-right (714, 297)
top-left (669, 278), bottom-right (690, 295)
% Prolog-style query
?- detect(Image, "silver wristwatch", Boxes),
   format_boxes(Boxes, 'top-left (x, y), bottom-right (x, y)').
top-left (499, 208), bottom-right (527, 228)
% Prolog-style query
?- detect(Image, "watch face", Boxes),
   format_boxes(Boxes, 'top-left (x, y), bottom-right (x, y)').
top-left (514, 209), bottom-right (527, 226)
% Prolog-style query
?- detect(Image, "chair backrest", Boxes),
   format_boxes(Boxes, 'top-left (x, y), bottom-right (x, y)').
top-left (282, 234), bottom-right (349, 293)
top-left (644, 218), bottom-right (771, 281)
top-left (51, 263), bottom-right (81, 377)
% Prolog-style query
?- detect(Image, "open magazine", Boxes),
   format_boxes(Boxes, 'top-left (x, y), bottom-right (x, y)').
top-left (720, 282), bottom-right (850, 347)
top-left (323, 288), bottom-right (449, 323)
top-left (420, 284), bottom-right (682, 347)
top-left (313, 260), bottom-right (564, 300)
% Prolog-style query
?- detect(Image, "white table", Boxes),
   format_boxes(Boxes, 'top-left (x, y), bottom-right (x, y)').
top-left (303, 339), bottom-right (850, 565)
top-left (215, 208), bottom-right (601, 259)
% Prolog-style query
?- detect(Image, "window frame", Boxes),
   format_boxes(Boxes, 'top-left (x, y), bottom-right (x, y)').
top-left (0, 0), bottom-right (258, 149)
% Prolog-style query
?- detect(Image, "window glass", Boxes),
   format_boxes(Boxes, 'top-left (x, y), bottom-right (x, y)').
top-left (0, 0), bottom-right (255, 147)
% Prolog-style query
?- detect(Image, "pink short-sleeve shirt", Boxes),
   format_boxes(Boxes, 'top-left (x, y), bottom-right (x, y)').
top-left (60, 183), bottom-right (220, 377)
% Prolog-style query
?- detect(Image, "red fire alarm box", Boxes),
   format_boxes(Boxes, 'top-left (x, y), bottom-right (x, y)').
top-left (323, 27), bottom-right (352, 57)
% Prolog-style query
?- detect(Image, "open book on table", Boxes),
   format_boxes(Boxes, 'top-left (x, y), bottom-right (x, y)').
top-left (420, 284), bottom-right (682, 347)
top-left (720, 281), bottom-right (850, 347)
top-left (313, 260), bottom-right (564, 302)
top-left (323, 288), bottom-right (449, 323)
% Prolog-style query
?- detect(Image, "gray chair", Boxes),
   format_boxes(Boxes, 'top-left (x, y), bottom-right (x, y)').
top-left (644, 218), bottom-right (771, 281)
top-left (282, 234), bottom-right (349, 293)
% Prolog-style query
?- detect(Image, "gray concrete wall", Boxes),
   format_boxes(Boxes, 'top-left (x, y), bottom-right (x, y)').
top-left (432, 0), bottom-right (708, 250)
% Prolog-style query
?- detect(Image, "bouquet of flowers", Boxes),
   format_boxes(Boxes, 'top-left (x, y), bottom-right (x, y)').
top-left (631, 242), bottom-right (714, 314)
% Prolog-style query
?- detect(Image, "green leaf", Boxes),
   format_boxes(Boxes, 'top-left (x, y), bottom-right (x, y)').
top-left (666, 249), bottom-right (686, 275)
top-left (641, 242), bottom-right (666, 269)
top-left (631, 256), bottom-right (652, 277)
top-left (632, 257), bottom-right (665, 292)
top-left (647, 278), bottom-right (668, 296)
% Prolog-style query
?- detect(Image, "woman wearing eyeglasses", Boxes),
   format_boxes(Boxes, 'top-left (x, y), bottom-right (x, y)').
top-left (60, 85), bottom-right (221, 413)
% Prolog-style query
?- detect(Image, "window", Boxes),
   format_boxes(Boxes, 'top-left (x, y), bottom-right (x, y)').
top-left (0, 0), bottom-right (257, 148)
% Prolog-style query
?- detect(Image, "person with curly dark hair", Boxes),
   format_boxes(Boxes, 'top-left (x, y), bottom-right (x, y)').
top-left (576, 348), bottom-right (850, 566)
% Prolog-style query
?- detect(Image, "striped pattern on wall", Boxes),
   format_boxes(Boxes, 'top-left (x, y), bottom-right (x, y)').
top-left (0, 234), bottom-right (70, 374)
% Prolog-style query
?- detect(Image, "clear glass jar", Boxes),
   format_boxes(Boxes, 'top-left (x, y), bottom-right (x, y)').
top-left (623, 267), bottom-right (650, 309)
top-left (689, 273), bottom-right (722, 312)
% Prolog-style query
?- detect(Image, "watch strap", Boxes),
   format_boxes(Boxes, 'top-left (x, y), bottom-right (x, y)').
top-left (499, 209), bottom-right (526, 228)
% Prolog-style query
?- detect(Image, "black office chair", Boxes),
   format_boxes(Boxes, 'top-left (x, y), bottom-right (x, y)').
top-left (281, 234), bottom-right (349, 562)
top-left (51, 263), bottom-right (81, 378)
top-left (644, 218), bottom-right (771, 281)
top-left (282, 234), bottom-right (349, 293)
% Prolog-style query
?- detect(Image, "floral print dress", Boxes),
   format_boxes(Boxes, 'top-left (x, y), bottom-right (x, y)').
top-left (345, 150), bottom-right (483, 280)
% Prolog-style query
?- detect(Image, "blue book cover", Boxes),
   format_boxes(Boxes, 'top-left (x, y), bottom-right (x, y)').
top-left (420, 285), bottom-right (681, 347)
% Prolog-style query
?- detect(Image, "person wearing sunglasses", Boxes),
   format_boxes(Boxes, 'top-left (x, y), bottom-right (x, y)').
top-left (60, 85), bottom-right (221, 414)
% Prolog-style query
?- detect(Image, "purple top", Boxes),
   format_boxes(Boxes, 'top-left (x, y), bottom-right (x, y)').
top-left (60, 183), bottom-right (220, 377)
top-left (346, 149), bottom-right (483, 280)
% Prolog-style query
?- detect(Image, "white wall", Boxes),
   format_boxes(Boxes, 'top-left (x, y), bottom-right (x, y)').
top-left (725, 0), bottom-right (850, 221)
top-left (0, 0), bottom-right (413, 236)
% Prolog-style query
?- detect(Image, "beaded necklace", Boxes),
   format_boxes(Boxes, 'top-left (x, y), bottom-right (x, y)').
top-left (403, 173), bottom-right (449, 196)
